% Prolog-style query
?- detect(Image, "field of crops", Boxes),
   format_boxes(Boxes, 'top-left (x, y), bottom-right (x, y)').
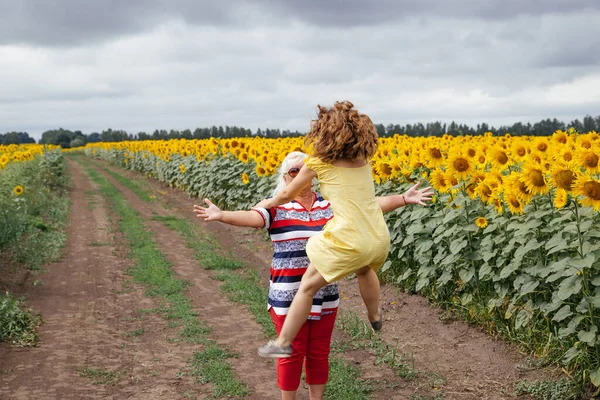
top-left (82, 130), bottom-right (600, 389)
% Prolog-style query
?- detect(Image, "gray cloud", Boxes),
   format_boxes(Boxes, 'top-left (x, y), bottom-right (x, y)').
top-left (3, 0), bottom-right (600, 46)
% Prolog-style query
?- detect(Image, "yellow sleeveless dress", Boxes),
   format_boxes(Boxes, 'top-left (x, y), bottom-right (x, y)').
top-left (304, 156), bottom-right (390, 282)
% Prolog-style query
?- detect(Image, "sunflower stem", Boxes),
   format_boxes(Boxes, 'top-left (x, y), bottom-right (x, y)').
top-left (572, 199), bottom-right (584, 259)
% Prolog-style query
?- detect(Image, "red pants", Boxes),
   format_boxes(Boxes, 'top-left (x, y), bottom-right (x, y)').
top-left (269, 308), bottom-right (337, 391)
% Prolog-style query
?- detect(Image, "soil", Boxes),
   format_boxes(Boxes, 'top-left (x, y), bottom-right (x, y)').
top-left (0, 157), bottom-right (559, 400)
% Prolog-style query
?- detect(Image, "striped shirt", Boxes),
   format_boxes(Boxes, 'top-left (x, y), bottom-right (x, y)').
top-left (253, 193), bottom-right (340, 320)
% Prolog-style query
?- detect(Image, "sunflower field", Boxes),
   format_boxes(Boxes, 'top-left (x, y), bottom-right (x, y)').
top-left (0, 143), bottom-right (69, 345)
top-left (83, 129), bottom-right (600, 389)
top-left (0, 143), bottom-right (68, 268)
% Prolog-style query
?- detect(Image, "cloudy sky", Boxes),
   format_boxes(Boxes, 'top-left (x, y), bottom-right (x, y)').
top-left (2, 0), bottom-right (600, 140)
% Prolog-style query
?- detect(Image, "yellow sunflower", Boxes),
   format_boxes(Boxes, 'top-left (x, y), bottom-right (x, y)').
top-left (551, 130), bottom-right (569, 145)
top-left (376, 161), bottom-right (393, 181)
top-left (492, 195), bottom-right (504, 215)
top-left (533, 137), bottom-right (550, 153)
top-left (554, 188), bottom-right (568, 209)
top-left (556, 148), bottom-right (575, 164)
top-left (505, 173), bottom-right (534, 204)
top-left (13, 185), bottom-right (24, 196)
top-left (475, 180), bottom-right (494, 204)
top-left (430, 169), bottom-right (451, 193)
top-left (241, 173), bottom-right (250, 185)
top-left (578, 149), bottom-right (600, 174)
top-left (179, 164), bottom-right (186, 174)
top-left (510, 141), bottom-right (529, 161)
top-left (549, 166), bottom-right (577, 192)
top-left (446, 150), bottom-right (474, 181)
top-left (475, 217), bottom-right (488, 228)
top-left (488, 148), bottom-right (511, 171)
top-left (504, 190), bottom-right (525, 215)
top-left (423, 145), bottom-right (445, 168)
top-left (572, 175), bottom-right (600, 211)
top-left (255, 165), bottom-right (267, 177)
top-left (521, 162), bottom-right (550, 195)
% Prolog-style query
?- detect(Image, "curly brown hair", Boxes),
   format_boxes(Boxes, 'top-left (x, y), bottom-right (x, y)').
top-left (305, 101), bottom-right (379, 163)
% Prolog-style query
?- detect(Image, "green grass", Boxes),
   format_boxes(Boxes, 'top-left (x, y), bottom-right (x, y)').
top-left (122, 328), bottom-right (145, 337)
top-left (151, 215), bottom-right (243, 271)
top-left (325, 359), bottom-right (372, 400)
top-left (98, 165), bottom-right (158, 203)
top-left (336, 311), bottom-right (419, 381)
top-left (0, 292), bottom-right (42, 346)
top-left (77, 366), bottom-right (127, 385)
top-left (514, 378), bottom-right (579, 400)
top-left (74, 156), bottom-right (249, 397)
top-left (188, 344), bottom-right (250, 398)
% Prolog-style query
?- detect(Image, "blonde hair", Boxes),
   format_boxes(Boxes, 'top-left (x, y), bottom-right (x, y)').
top-left (305, 101), bottom-right (378, 163)
top-left (272, 151), bottom-right (308, 196)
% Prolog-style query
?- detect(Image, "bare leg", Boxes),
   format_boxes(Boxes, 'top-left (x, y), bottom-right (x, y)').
top-left (275, 264), bottom-right (328, 347)
top-left (281, 390), bottom-right (297, 400)
top-left (355, 266), bottom-right (381, 323)
top-left (308, 384), bottom-right (325, 400)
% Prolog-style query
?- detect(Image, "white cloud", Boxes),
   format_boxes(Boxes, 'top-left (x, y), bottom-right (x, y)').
top-left (1, 3), bottom-right (599, 140)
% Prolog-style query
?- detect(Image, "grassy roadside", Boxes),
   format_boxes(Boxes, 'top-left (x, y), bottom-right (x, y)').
top-left (86, 156), bottom-right (375, 399)
top-left (72, 154), bottom-right (249, 398)
top-left (0, 150), bottom-right (70, 347)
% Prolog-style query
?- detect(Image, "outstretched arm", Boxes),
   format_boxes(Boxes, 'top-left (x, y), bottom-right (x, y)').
top-left (377, 182), bottom-right (434, 213)
top-left (262, 165), bottom-right (317, 208)
top-left (193, 199), bottom-right (265, 229)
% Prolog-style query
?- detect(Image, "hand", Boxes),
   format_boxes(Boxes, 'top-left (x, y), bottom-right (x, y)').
top-left (193, 198), bottom-right (223, 221)
top-left (403, 182), bottom-right (434, 206)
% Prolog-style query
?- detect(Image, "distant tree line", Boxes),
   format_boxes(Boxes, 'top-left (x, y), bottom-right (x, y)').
top-left (3, 114), bottom-right (600, 147)
top-left (0, 132), bottom-right (36, 145)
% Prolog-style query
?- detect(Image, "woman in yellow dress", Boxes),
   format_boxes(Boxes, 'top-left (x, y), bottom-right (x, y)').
top-left (258, 101), bottom-right (432, 358)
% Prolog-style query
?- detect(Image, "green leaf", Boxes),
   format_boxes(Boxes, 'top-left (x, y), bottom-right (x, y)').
top-left (546, 240), bottom-right (572, 256)
top-left (482, 250), bottom-right (497, 263)
top-left (519, 280), bottom-right (540, 296)
top-left (397, 268), bottom-right (412, 282)
top-left (436, 269), bottom-right (453, 287)
top-left (558, 315), bottom-right (585, 338)
top-left (590, 368), bottom-right (600, 387)
top-left (557, 275), bottom-right (583, 301)
top-left (552, 305), bottom-right (572, 322)
top-left (459, 267), bottom-right (475, 284)
top-left (450, 239), bottom-right (468, 255)
top-left (460, 293), bottom-right (473, 305)
top-left (499, 263), bottom-right (519, 280)
top-left (402, 235), bottom-right (415, 246)
top-left (569, 253), bottom-right (596, 270)
top-left (380, 260), bottom-right (392, 273)
top-left (515, 309), bottom-right (531, 330)
top-left (415, 277), bottom-right (430, 292)
top-left (409, 206), bottom-right (431, 221)
top-left (562, 345), bottom-right (581, 363)
top-left (479, 263), bottom-right (493, 280)
top-left (415, 240), bottom-right (433, 253)
top-left (406, 223), bottom-right (424, 236)
top-left (442, 209), bottom-right (461, 224)
top-left (577, 325), bottom-right (597, 346)
top-left (586, 296), bottom-right (600, 307)
top-left (592, 276), bottom-right (600, 287)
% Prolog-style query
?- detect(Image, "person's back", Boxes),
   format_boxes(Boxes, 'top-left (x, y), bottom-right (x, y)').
top-left (305, 157), bottom-right (388, 252)
top-left (301, 101), bottom-right (390, 282)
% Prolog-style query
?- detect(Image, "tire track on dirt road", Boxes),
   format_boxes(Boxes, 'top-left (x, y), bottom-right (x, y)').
top-left (0, 159), bottom-right (214, 399)
top-left (88, 159), bottom-right (285, 399)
